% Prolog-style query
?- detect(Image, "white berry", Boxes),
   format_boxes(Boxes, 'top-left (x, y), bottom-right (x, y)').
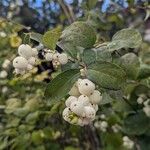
top-left (78, 95), bottom-right (90, 106)
top-left (62, 107), bottom-right (71, 122)
top-left (32, 48), bottom-right (38, 56)
top-left (58, 53), bottom-right (68, 65)
top-left (84, 106), bottom-right (96, 119)
top-left (13, 56), bottom-right (28, 69)
top-left (70, 101), bottom-right (84, 116)
top-left (89, 90), bottom-right (102, 104)
top-left (52, 53), bottom-right (60, 60)
top-left (45, 52), bottom-right (53, 61)
top-left (78, 79), bottom-right (95, 96)
top-left (28, 57), bottom-right (36, 65)
top-left (65, 96), bottom-right (77, 107)
top-left (26, 64), bottom-right (33, 70)
top-left (18, 44), bottom-right (32, 59)
top-left (15, 68), bottom-right (25, 75)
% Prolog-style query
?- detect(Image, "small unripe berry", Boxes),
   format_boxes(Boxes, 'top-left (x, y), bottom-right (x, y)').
top-left (45, 52), bottom-right (53, 61)
top-left (89, 90), bottom-right (102, 104)
top-left (18, 44), bottom-right (32, 59)
top-left (13, 56), bottom-right (28, 69)
top-left (70, 101), bottom-right (84, 117)
top-left (84, 106), bottom-right (96, 119)
top-left (69, 84), bottom-right (80, 97)
top-left (58, 53), bottom-right (68, 65)
top-left (78, 95), bottom-right (90, 106)
top-left (28, 57), bottom-right (37, 65)
top-left (65, 96), bottom-right (77, 107)
top-left (78, 79), bottom-right (95, 96)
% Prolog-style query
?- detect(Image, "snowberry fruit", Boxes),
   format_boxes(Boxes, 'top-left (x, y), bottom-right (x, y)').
top-left (28, 57), bottom-right (36, 65)
top-left (65, 96), bottom-right (77, 107)
top-left (78, 117), bottom-right (91, 126)
top-left (78, 79), bottom-right (95, 96)
top-left (45, 52), bottom-right (53, 61)
top-left (77, 78), bottom-right (82, 87)
top-left (52, 60), bottom-right (60, 67)
top-left (91, 104), bottom-right (98, 112)
top-left (18, 44), bottom-right (32, 59)
top-left (84, 106), bottom-right (96, 119)
top-left (32, 48), bottom-right (38, 56)
top-left (89, 90), bottom-right (102, 104)
top-left (70, 101), bottom-right (84, 117)
top-left (15, 68), bottom-right (25, 75)
top-left (78, 95), bottom-right (90, 106)
top-left (52, 53), bottom-right (60, 60)
top-left (13, 56), bottom-right (28, 69)
top-left (62, 107), bottom-right (71, 122)
top-left (69, 84), bottom-right (80, 97)
top-left (26, 64), bottom-right (33, 70)
top-left (58, 53), bottom-right (68, 65)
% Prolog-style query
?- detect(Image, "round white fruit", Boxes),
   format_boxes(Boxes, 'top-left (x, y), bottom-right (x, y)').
top-left (58, 53), bottom-right (68, 65)
top-left (91, 104), bottom-right (98, 112)
top-left (13, 56), bottom-right (28, 69)
top-left (69, 84), bottom-right (80, 97)
top-left (52, 53), bottom-right (60, 60)
top-left (84, 106), bottom-right (96, 119)
top-left (89, 90), bottom-right (102, 104)
top-left (32, 48), bottom-right (38, 56)
top-left (15, 68), bottom-right (25, 75)
top-left (77, 78), bottom-right (82, 87)
top-left (78, 79), bottom-right (95, 96)
top-left (78, 95), bottom-right (90, 106)
top-left (65, 96), bottom-right (77, 107)
top-left (18, 44), bottom-right (32, 59)
top-left (45, 52), bottom-right (53, 61)
top-left (62, 107), bottom-right (71, 122)
top-left (26, 64), bottom-right (33, 70)
top-left (28, 57), bottom-right (36, 65)
top-left (70, 101), bottom-right (84, 116)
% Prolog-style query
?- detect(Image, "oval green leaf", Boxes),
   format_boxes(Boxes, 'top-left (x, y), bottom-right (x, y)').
top-left (44, 69), bottom-right (80, 100)
top-left (87, 62), bottom-right (126, 90)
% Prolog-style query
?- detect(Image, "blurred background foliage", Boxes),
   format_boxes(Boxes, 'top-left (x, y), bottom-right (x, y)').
top-left (0, 0), bottom-right (150, 150)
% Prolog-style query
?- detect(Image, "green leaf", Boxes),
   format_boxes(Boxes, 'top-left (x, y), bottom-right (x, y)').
top-left (94, 46), bottom-right (112, 62)
top-left (82, 49), bottom-right (96, 65)
top-left (45, 69), bottom-right (80, 100)
top-left (108, 28), bottom-right (142, 52)
top-left (123, 111), bottom-right (150, 135)
top-left (100, 92), bottom-right (114, 105)
top-left (30, 32), bottom-right (43, 43)
top-left (87, 62), bottom-right (126, 90)
top-left (120, 53), bottom-right (140, 79)
top-left (58, 21), bottom-right (96, 57)
top-left (43, 27), bottom-right (61, 50)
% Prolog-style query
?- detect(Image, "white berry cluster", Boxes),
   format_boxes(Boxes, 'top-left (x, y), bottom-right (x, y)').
top-left (12, 44), bottom-right (38, 75)
top-left (62, 78), bottom-right (102, 126)
top-left (123, 136), bottom-right (134, 149)
top-left (44, 50), bottom-right (68, 67)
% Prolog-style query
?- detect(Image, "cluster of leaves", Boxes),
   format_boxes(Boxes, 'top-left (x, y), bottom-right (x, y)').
top-left (0, 7), bottom-right (150, 150)
top-left (29, 19), bottom-right (150, 149)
